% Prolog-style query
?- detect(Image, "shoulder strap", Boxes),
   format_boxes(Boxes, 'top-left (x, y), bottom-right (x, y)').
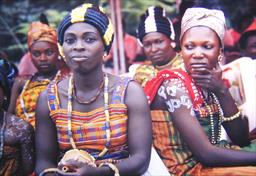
top-left (111, 76), bottom-right (132, 104)
top-left (47, 81), bottom-right (60, 111)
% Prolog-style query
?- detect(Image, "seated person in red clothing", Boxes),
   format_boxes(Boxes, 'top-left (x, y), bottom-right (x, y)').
top-left (144, 7), bottom-right (256, 176)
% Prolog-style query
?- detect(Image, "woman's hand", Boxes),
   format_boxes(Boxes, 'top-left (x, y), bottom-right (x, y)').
top-left (190, 63), bottom-right (228, 94)
top-left (57, 159), bottom-right (96, 176)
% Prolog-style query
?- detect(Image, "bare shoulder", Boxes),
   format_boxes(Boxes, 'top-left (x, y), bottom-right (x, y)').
top-left (13, 75), bottom-right (31, 89)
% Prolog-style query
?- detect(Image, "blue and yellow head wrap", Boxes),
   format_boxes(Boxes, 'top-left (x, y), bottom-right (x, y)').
top-left (57, 3), bottom-right (114, 57)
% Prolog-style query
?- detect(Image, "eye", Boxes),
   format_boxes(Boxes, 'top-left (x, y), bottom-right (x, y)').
top-left (45, 49), bottom-right (54, 56)
top-left (184, 44), bottom-right (194, 50)
top-left (204, 44), bottom-right (213, 49)
top-left (84, 36), bottom-right (96, 43)
top-left (31, 51), bottom-right (41, 57)
top-left (143, 42), bottom-right (151, 49)
top-left (155, 39), bottom-right (163, 45)
top-left (64, 37), bottom-right (75, 45)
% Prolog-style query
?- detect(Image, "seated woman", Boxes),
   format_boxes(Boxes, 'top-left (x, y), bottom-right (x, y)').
top-left (8, 21), bottom-right (66, 128)
top-left (144, 7), bottom-right (256, 176)
top-left (35, 3), bottom-right (152, 176)
top-left (0, 58), bottom-right (34, 175)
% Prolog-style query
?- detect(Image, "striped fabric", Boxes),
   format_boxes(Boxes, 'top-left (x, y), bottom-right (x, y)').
top-left (15, 79), bottom-right (50, 127)
top-left (47, 76), bottom-right (131, 161)
top-left (134, 54), bottom-right (183, 87)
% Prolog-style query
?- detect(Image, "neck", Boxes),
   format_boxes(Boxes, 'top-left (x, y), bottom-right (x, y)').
top-left (73, 67), bottom-right (104, 90)
top-left (155, 54), bottom-right (177, 70)
top-left (35, 68), bottom-right (58, 80)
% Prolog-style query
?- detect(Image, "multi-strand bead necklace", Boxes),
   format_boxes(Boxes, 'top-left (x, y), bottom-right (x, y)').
top-left (67, 73), bottom-right (111, 157)
top-left (203, 92), bottom-right (222, 144)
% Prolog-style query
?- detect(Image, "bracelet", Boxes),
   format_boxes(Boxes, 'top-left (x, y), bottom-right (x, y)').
top-left (39, 168), bottom-right (59, 176)
top-left (222, 111), bottom-right (241, 122)
top-left (99, 162), bottom-right (120, 176)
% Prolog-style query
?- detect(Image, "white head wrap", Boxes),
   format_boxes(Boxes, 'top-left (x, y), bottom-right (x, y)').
top-left (180, 7), bottom-right (226, 46)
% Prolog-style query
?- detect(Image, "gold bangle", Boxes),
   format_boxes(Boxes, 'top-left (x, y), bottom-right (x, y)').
top-left (222, 111), bottom-right (241, 122)
top-left (99, 162), bottom-right (120, 176)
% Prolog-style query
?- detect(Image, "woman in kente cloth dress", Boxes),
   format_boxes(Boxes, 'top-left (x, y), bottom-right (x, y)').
top-left (35, 3), bottom-right (152, 176)
top-left (8, 21), bottom-right (68, 128)
top-left (144, 7), bottom-right (256, 176)
top-left (0, 58), bottom-right (34, 175)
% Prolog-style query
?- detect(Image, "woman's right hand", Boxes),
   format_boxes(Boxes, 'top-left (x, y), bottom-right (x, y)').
top-left (191, 62), bottom-right (228, 95)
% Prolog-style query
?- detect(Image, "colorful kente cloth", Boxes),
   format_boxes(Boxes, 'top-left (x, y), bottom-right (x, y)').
top-left (15, 79), bottom-right (51, 128)
top-left (47, 76), bottom-right (131, 163)
top-left (0, 146), bottom-right (22, 176)
top-left (144, 69), bottom-right (256, 176)
top-left (134, 54), bottom-right (183, 87)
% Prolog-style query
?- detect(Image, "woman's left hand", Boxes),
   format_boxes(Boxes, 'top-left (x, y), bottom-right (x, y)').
top-left (191, 63), bottom-right (227, 94)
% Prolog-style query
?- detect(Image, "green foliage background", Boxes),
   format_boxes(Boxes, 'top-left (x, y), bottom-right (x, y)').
top-left (0, 0), bottom-right (176, 62)
top-left (0, 0), bottom-right (251, 63)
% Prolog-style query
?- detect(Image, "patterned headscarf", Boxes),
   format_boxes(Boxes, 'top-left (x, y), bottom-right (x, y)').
top-left (0, 58), bottom-right (18, 109)
top-left (137, 6), bottom-right (175, 45)
top-left (57, 3), bottom-right (114, 57)
top-left (27, 21), bottom-right (57, 48)
top-left (180, 7), bottom-right (226, 47)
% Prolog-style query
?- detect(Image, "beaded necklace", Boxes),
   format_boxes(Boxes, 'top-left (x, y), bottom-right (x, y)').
top-left (0, 111), bottom-right (6, 159)
top-left (73, 78), bottom-right (104, 104)
top-left (204, 92), bottom-right (222, 144)
top-left (67, 73), bottom-right (110, 157)
top-left (19, 79), bottom-right (34, 120)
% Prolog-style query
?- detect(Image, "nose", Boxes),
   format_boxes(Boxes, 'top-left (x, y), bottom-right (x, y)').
top-left (192, 50), bottom-right (204, 59)
top-left (39, 53), bottom-right (47, 61)
top-left (150, 43), bottom-right (158, 53)
top-left (74, 39), bottom-right (85, 51)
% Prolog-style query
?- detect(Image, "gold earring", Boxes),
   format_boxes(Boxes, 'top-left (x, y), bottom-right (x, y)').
top-left (217, 54), bottom-right (223, 62)
top-left (103, 52), bottom-right (108, 61)
top-left (170, 42), bottom-right (176, 49)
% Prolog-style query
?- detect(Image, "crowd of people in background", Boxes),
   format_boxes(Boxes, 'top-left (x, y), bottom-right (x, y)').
top-left (0, 0), bottom-right (256, 175)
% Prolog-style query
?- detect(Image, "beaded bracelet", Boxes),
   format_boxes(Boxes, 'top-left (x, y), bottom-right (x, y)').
top-left (99, 162), bottom-right (120, 176)
top-left (222, 111), bottom-right (241, 122)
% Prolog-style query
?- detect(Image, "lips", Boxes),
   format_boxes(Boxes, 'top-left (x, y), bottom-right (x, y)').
top-left (71, 56), bottom-right (88, 62)
top-left (38, 64), bottom-right (50, 68)
top-left (190, 62), bottom-right (207, 67)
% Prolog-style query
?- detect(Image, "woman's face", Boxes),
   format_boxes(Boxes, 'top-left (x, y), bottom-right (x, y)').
top-left (62, 22), bottom-right (105, 73)
top-left (142, 32), bottom-right (176, 66)
top-left (30, 41), bottom-right (59, 74)
top-left (181, 26), bottom-right (221, 74)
